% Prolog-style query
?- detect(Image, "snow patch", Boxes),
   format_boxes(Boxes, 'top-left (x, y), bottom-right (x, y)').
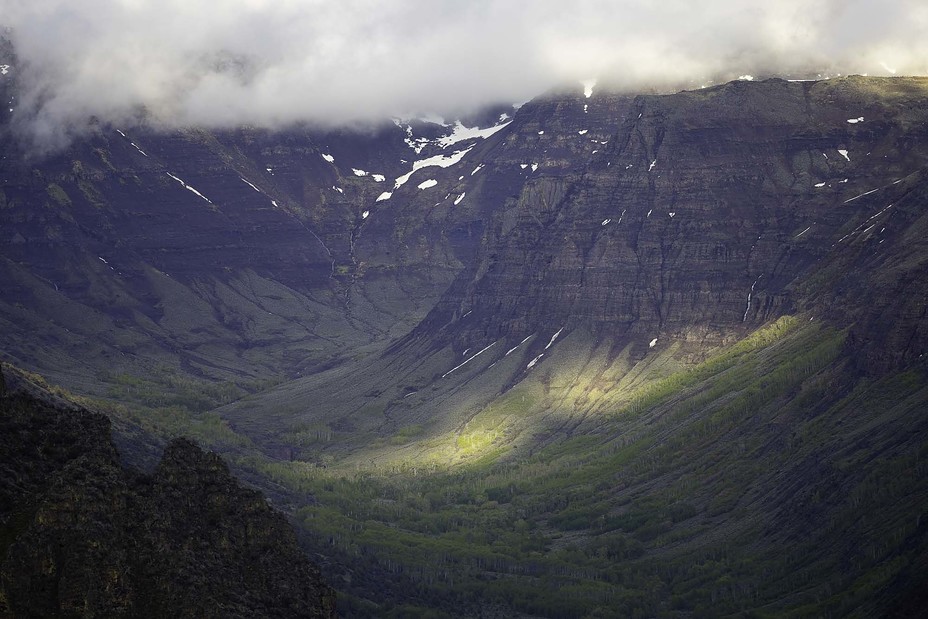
top-left (738, 74), bottom-right (755, 81)
top-left (537, 130), bottom-right (544, 135)
top-left (520, 164), bottom-right (528, 169)
top-left (795, 226), bottom-right (811, 238)
top-left (454, 192), bottom-right (465, 206)
top-left (526, 354), bottom-right (544, 370)
top-left (847, 117), bottom-right (864, 124)
top-left (438, 121), bottom-right (511, 148)
top-left (506, 335), bottom-right (533, 356)
top-left (544, 327), bottom-right (564, 351)
top-left (321, 153), bottom-right (335, 163)
top-left (418, 179), bottom-right (438, 190)
top-left (531, 163), bottom-right (538, 172)
top-left (742, 277), bottom-right (761, 322)
top-left (814, 182), bottom-right (826, 188)
top-left (649, 338), bottom-right (658, 348)
top-left (352, 168), bottom-right (369, 176)
top-left (442, 342), bottom-right (498, 378)
top-left (578, 129), bottom-right (588, 135)
top-left (376, 192), bottom-right (392, 202)
top-left (240, 178), bottom-right (261, 192)
top-left (372, 174), bottom-right (385, 182)
top-left (668, 212), bottom-right (676, 218)
top-left (393, 147), bottom-right (474, 190)
top-left (838, 149), bottom-right (850, 161)
top-left (649, 160), bottom-right (657, 172)
top-left (166, 173), bottom-right (214, 205)
top-left (362, 210), bottom-right (369, 219)
top-left (602, 219), bottom-right (611, 226)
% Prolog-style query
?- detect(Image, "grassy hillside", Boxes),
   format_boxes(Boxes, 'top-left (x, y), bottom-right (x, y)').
top-left (225, 316), bottom-right (928, 617)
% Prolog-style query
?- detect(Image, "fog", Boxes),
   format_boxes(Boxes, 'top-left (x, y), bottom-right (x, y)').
top-left (3, 0), bottom-right (927, 151)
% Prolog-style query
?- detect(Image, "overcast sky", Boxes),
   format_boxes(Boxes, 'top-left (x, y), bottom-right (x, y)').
top-left (3, 0), bottom-right (928, 150)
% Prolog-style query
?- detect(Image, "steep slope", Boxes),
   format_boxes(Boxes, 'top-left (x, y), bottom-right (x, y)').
top-left (0, 385), bottom-right (336, 618)
top-left (221, 77), bottom-right (928, 458)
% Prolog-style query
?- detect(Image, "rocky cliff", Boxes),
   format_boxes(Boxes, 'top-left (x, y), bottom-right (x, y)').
top-left (0, 382), bottom-right (336, 618)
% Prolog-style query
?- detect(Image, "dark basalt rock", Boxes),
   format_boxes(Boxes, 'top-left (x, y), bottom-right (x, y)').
top-left (0, 390), bottom-right (336, 618)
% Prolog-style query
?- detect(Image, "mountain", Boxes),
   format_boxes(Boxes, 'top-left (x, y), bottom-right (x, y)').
top-left (1, 63), bottom-right (927, 617)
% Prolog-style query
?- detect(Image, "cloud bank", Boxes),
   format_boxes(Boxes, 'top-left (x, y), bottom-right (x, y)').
top-left (3, 0), bottom-right (928, 150)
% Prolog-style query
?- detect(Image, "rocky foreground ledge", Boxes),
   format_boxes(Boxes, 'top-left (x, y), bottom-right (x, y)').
top-left (0, 382), bottom-right (336, 618)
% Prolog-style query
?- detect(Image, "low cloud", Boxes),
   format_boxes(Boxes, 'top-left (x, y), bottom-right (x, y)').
top-left (3, 0), bottom-right (928, 151)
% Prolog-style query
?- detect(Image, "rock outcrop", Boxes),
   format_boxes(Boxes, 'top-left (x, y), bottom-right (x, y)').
top-left (0, 390), bottom-right (336, 618)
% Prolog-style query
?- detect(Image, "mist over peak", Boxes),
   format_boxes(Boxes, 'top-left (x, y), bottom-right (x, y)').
top-left (3, 0), bottom-right (927, 153)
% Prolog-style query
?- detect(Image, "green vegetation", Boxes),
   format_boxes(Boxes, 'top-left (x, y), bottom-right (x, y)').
top-left (45, 183), bottom-right (72, 207)
top-left (219, 317), bottom-right (928, 617)
top-left (18, 315), bottom-right (924, 617)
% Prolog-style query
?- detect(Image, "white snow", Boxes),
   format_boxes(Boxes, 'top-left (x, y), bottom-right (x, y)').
top-left (649, 160), bottom-right (657, 172)
top-left (531, 163), bottom-right (538, 172)
top-left (520, 164), bottom-right (528, 169)
top-left (795, 226), bottom-right (811, 238)
top-left (844, 187), bottom-right (882, 203)
top-left (98, 256), bottom-right (108, 264)
top-left (506, 335), bottom-right (533, 356)
top-left (266, 167), bottom-right (274, 174)
top-left (669, 212), bottom-right (676, 218)
top-left (130, 142), bottom-right (148, 157)
top-left (418, 179), bottom-right (438, 190)
top-left (352, 168), bottom-right (369, 176)
top-left (334, 186), bottom-right (344, 194)
top-left (116, 129), bottom-right (126, 137)
top-left (442, 341), bottom-right (498, 378)
top-left (372, 174), bottom-right (386, 182)
top-left (454, 193), bottom-right (466, 205)
top-left (321, 153), bottom-right (335, 163)
top-left (581, 78), bottom-right (597, 98)
top-left (847, 117), bottom-right (864, 124)
top-left (578, 129), bottom-right (588, 135)
top-left (0, 65), bottom-right (9, 76)
top-left (538, 130), bottom-right (544, 135)
top-left (470, 164), bottom-right (484, 176)
top-left (376, 191), bottom-right (393, 202)
top-left (271, 200), bottom-right (279, 207)
top-left (602, 219), bottom-right (611, 226)
top-left (814, 182), bottom-right (826, 188)
top-left (738, 75), bottom-right (755, 81)
top-left (166, 173), bottom-right (213, 204)
top-left (544, 327), bottom-right (564, 351)
top-left (649, 338), bottom-right (658, 348)
top-left (393, 147), bottom-right (475, 190)
top-left (438, 121), bottom-right (511, 148)
top-left (647, 209), bottom-right (653, 217)
top-left (362, 210), bottom-right (370, 219)
top-left (584, 104), bottom-right (588, 114)
top-left (838, 149), bottom-right (850, 161)
top-left (742, 277), bottom-right (761, 322)
top-left (240, 177), bottom-right (261, 192)
top-left (840, 178), bottom-right (849, 183)
top-left (526, 354), bottom-right (544, 370)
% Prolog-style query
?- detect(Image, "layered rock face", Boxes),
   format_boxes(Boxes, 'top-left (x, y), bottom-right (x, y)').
top-left (0, 388), bottom-right (336, 618)
top-left (388, 78), bottom-right (928, 371)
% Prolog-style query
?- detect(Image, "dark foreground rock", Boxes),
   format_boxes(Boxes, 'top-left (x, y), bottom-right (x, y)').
top-left (0, 389), bottom-right (336, 618)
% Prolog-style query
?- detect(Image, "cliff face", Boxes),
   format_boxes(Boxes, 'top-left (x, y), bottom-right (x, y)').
top-left (0, 389), bottom-right (336, 618)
